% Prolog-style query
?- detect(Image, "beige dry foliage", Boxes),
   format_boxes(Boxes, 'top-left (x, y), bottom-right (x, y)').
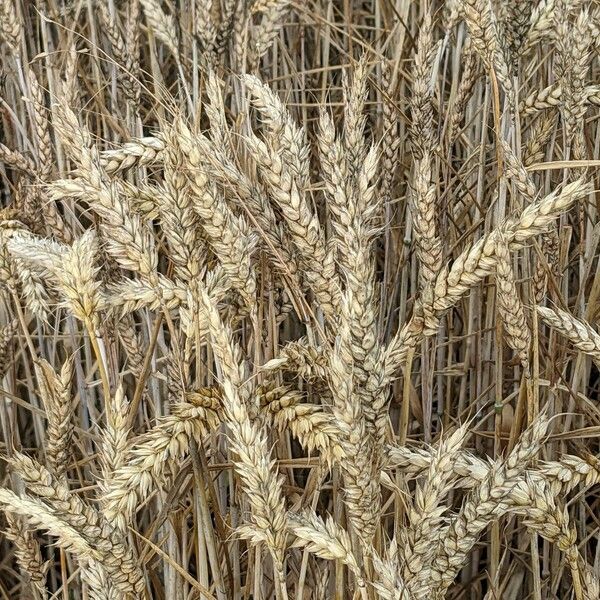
top-left (0, 2), bottom-right (599, 599)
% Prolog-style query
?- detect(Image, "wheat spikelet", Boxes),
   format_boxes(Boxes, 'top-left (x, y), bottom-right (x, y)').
top-left (0, 144), bottom-right (36, 174)
top-left (317, 62), bottom-right (388, 466)
top-left (119, 181), bottom-right (161, 221)
top-left (510, 476), bottom-right (583, 596)
top-left (56, 231), bottom-right (103, 326)
top-left (116, 317), bottom-right (145, 378)
top-left (526, 0), bottom-right (556, 48)
top-left (214, 0), bottom-right (237, 56)
top-left (35, 357), bottom-right (75, 479)
top-left (51, 100), bottom-right (158, 281)
top-left (371, 542), bottom-right (410, 600)
top-left (408, 12), bottom-right (442, 292)
top-left (9, 183), bottom-right (41, 234)
top-left (185, 119), bottom-right (301, 283)
top-left (318, 108), bottom-right (352, 237)
top-left (401, 425), bottom-right (469, 591)
top-left (501, 0), bottom-right (534, 61)
top-left (0, 487), bottom-right (102, 565)
top-left (97, 0), bottom-right (140, 103)
top-left (411, 152), bottom-right (443, 286)
top-left (204, 72), bottom-right (232, 157)
top-left (271, 402), bottom-right (345, 466)
top-left (14, 260), bottom-right (51, 319)
top-left (125, 0), bottom-right (142, 103)
top-left (410, 12), bottom-right (436, 160)
top-left (243, 75), bottom-right (340, 316)
top-left (27, 70), bottom-right (53, 180)
top-left (100, 136), bottom-right (165, 174)
top-left (524, 110), bottom-right (558, 166)
top-left (386, 442), bottom-right (600, 496)
top-left (557, 9), bottom-right (593, 139)
top-left (540, 453), bottom-right (600, 494)
top-left (533, 228), bottom-right (559, 302)
top-left (186, 386), bottom-right (222, 410)
top-left (584, 84), bottom-right (600, 107)
top-left (10, 453), bottom-right (145, 595)
top-left (196, 0), bottom-right (217, 62)
top-left (177, 119), bottom-right (257, 307)
top-left (158, 130), bottom-right (206, 284)
top-left (582, 562), bottom-right (600, 600)
top-left (448, 40), bottom-right (480, 143)
top-left (342, 56), bottom-right (370, 182)
top-left (0, 318), bottom-right (18, 378)
top-left (232, 0), bottom-right (249, 70)
top-left (500, 139), bottom-right (537, 202)
top-left (379, 62), bottom-right (400, 206)
top-left (23, 74), bottom-right (70, 241)
top-left (100, 385), bottom-right (130, 500)
top-left (521, 83), bottom-right (563, 116)
top-left (327, 308), bottom-right (379, 546)
top-left (250, 0), bottom-right (290, 66)
top-left (261, 338), bottom-right (328, 381)
top-left (8, 231), bottom-right (103, 327)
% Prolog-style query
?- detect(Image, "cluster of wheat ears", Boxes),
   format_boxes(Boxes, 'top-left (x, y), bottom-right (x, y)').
top-left (1, 0), bottom-right (600, 598)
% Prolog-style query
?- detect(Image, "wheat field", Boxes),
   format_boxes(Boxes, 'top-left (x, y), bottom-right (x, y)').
top-left (0, 0), bottom-right (599, 598)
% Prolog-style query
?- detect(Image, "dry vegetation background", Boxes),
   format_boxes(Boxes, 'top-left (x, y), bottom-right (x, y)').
top-left (1, 0), bottom-right (600, 598)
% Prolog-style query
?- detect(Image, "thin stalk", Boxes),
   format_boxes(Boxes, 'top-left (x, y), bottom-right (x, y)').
top-left (85, 319), bottom-right (111, 404)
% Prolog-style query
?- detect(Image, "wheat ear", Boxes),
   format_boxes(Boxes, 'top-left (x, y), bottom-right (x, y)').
top-left (385, 178), bottom-right (590, 375)
top-left (426, 416), bottom-right (549, 598)
top-left (196, 286), bottom-right (288, 597)
top-left (537, 305), bottom-right (600, 366)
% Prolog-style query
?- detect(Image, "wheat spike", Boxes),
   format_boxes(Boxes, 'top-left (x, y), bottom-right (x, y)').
top-left (537, 305), bottom-right (600, 366)
top-left (495, 235), bottom-right (531, 369)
